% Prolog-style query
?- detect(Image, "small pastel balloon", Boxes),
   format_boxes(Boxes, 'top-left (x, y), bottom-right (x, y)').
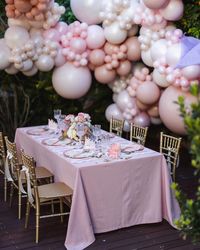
top-left (55, 22), bottom-right (68, 35)
top-left (143, 0), bottom-right (169, 9)
top-left (22, 59), bottom-right (33, 71)
top-left (152, 69), bottom-right (171, 88)
top-left (35, 55), bottom-right (54, 71)
top-left (94, 64), bottom-right (116, 84)
top-left (23, 65), bottom-right (38, 76)
top-left (52, 63), bottom-right (92, 99)
top-left (0, 39), bottom-right (11, 70)
top-left (116, 90), bottom-right (136, 111)
top-left (125, 37), bottom-right (141, 61)
top-left (147, 105), bottom-right (159, 117)
top-left (104, 42), bottom-right (114, 55)
top-left (133, 112), bottom-right (150, 127)
top-left (158, 85), bottom-right (198, 134)
top-left (86, 25), bottom-right (106, 49)
top-left (5, 64), bottom-right (18, 74)
top-left (104, 22), bottom-right (128, 45)
top-left (136, 81), bottom-right (161, 105)
top-left (55, 49), bottom-right (66, 67)
top-left (5, 25), bottom-right (30, 49)
top-left (70, 38), bottom-right (87, 54)
top-left (14, 0), bottom-right (32, 13)
top-left (89, 49), bottom-right (105, 66)
top-left (70, 0), bottom-right (102, 24)
top-left (182, 65), bottom-right (200, 80)
top-left (160, 0), bottom-right (184, 21)
top-left (105, 103), bottom-right (123, 122)
top-left (116, 60), bottom-right (132, 76)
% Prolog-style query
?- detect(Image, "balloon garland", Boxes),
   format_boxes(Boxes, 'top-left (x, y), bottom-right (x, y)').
top-left (0, 0), bottom-right (200, 135)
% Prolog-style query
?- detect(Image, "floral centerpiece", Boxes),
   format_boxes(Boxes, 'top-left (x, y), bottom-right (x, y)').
top-left (62, 112), bottom-right (92, 141)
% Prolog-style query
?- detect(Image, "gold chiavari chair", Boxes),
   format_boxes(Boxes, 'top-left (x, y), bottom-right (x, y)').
top-left (130, 123), bottom-right (148, 146)
top-left (0, 132), bottom-right (7, 201)
top-left (109, 117), bottom-right (124, 137)
top-left (4, 136), bottom-right (54, 219)
top-left (160, 132), bottom-right (182, 181)
top-left (21, 150), bottom-right (73, 243)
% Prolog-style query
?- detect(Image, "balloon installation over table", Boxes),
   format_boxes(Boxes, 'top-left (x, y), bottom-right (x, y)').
top-left (1, 0), bottom-right (200, 134)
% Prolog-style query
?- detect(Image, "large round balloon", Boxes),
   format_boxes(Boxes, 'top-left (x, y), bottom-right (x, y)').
top-left (105, 103), bottom-right (123, 121)
top-left (52, 63), bottom-right (92, 99)
top-left (70, 0), bottom-right (102, 24)
top-left (143, 0), bottom-right (169, 9)
top-left (35, 55), bottom-right (54, 72)
top-left (159, 86), bottom-right (198, 134)
top-left (160, 0), bottom-right (184, 21)
top-left (166, 43), bottom-right (182, 66)
top-left (133, 112), bottom-right (151, 127)
top-left (116, 90), bottom-right (136, 111)
top-left (94, 65), bottom-right (116, 84)
top-left (125, 37), bottom-right (141, 61)
top-left (86, 25), bottom-right (106, 49)
top-left (152, 69), bottom-right (170, 88)
top-left (0, 39), bottom-right (11, 70)
top-left (150, 39), bottom-right (168, 61)
top-left (104, 22), bottom-right (128, 45)
top-left (5, 26), bottom-right (30, 49)
top-left (182, 65), bottom-right (200, 80)
top-left (136, 81), bottom-right (161, 105)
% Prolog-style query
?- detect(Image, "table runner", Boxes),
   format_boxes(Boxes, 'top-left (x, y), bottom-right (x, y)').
top-left (15, 126), bottom-right (180, 250)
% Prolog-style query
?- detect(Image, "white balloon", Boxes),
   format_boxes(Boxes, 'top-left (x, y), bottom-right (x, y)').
top-left (123, 120), bottom-right (131, 132)
top-left (0, 39), bottom-right (11, 70)
top-left (5, 26), bottom-right (30, 49)
top-left (23, 65), bottom-right (38, 76)
top-left (116, 90), bottom-right (136, 111)
top-left (166, 43), bottom-right (182, 66)
top-left (5, 64), bottom-right (18, 74)
top-left (35, 55), bottom-right (54, 72)
top-left (182, 65), bottom-right (200, 80)
top-left (70, 0), bottom-right (102, 24)
top-left (105, 103), bottom-right (123, 121)
top-left (141, 50), bottom-right (154, 67)
top-left (22, 59), bottom-right (33, 72)
top-left (152, 69), bottom-right (170, 88)
top-left (52, 63), bottom-right (92, 99)
top-left (104, 22), bottom-right (128, 45)
top-left (150, 39), bottom-right (168, 61)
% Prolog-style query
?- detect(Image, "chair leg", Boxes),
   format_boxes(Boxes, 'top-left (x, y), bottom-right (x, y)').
top-left (18, 189), bottom-right (22, 219)
top-left (9, 182), bottom-right (14, 207)
top-left (60, 198), bottom-right (63, 223)
top-left (36, 206), bottom-right (40, 243)
top-left (4, 175), bottom-right (7, 202)
top-left (25, 199), bottom-right (30, 229)
top-left (50, 177), bottom-right (54, 214)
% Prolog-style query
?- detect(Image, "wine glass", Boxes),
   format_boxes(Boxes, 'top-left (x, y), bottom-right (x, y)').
top-left (58, 115), bottom-right (66, 135)
top-left (53, 109), bottom-right (61, 122)
top-left (76, 123), bottom-right (85, 145)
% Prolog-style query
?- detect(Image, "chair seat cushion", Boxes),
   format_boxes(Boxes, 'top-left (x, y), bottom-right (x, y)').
top-left (35, 167), bottom-right (53, 179)
top-left (38, 182), bottom-right (73, 200)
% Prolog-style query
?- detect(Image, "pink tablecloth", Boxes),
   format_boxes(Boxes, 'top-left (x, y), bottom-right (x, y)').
top-left (15, 127), bottom-right (180, 250)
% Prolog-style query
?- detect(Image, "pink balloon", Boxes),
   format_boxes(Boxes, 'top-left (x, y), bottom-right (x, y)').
top-left (125, 37), bottom-right (141, 61)
top-left (160, 0), bottom-right (184, 21)
top-left (116, 60), bottom-right (131, 76)
top-left (55, 49), bottom-right (66, 67)
top-left (43, 28), bottom-right (60, 42)
top-left (136, 100), bottom-right (149, 111)
top-left (105, 103), bottom-right (123, 122)
top-left (52, 63), bottom-right (92, 99)
top-left (104, 43), bottom-right (115, 55)
top-left (182, 65), bottom-right (200, 80)
top-left (147, 105), bottom-right (159, 117)
top-left (116, 90), bottom-right (136, 111)
top-left (159, 85), bottom-right (198, 134)
top-left (150, 39), bottom-right (168, 61)
top-left (143, 0), bottom-right (169, 9)
top-left (70, 37), bottom-right (87, 54)
top-left (89, 49), bottom-right (105, 66)
top-left (55, 22), bottom-right (68, 35)
top-left (136, 81), bottom-right (161, 105)
top-left (86, 25), bottom-right (106, 49)
top-left (94, 64), bottom-right (116, 84)
top-left (133, 112), bottom-right (150, 127)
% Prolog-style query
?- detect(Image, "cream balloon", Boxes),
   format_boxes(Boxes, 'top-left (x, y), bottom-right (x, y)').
top-left (182, 65), bottom-right (200, 80)
top-left (152, 69), bottom-right (170, 88)
top-left (159, 85), bottom-right (198, 134)
top-left (52, 63), bottom-right (92, 99)
top-left (5, 26), bottom-right (30, 49)
top-left (0, 39), bottom-right (11, 70)
top-left (70, 0), bottom-right (102, 24)
top-left (160, 0), bottom-right (184, 21)
top-left (23, 65), bottom-right (38, 76)
top-left (166, 43), bottom-right (182, 66)
top-left (105, 103), bottom-right (123, 121)
top-left (35, 55), bottom-right (54, 72)
top-left (5, 64), bottom-right (18, 74)
top-left (104, 22), bottom-right (128, 45)
top-left (143, 0), bottom-right (169, 9)
top-left (8, 17), bottom-right (31, 30)
top-left (150, 39), bottom-right (168, 61)
top-left (116, 90), bottom-right (136, 111)
top-left (141, 50), bottom-right (153, 67)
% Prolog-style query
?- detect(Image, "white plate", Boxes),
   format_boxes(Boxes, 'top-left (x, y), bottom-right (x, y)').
top-left (27, 127), bottom-right (49, 136)
top-left (121, 144), bottom-right (144, 153)
top-left (63, 149), bottom-right (95, 159)
top-left (42, 138), bottom-right (71, 146)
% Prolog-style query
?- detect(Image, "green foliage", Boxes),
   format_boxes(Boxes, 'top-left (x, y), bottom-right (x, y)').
top-left (177, 1), bottom-right (200, 38)
top-left (173, 84), bottom-right (200, 242)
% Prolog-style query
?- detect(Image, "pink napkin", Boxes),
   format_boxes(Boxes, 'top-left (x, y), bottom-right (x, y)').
top-left (107, 143), bottom-right (121, 159)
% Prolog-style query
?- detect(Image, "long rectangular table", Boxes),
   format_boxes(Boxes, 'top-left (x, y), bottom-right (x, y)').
top-left (15, 126), bottom-right (180, 250)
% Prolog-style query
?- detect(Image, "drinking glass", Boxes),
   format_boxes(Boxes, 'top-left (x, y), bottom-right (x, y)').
top-left (58, 115), bottom-right (66, 135)
top-left (76, 123), bottom-right (85, 144)
top-left (53, 109), bottom-right (61, 122)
